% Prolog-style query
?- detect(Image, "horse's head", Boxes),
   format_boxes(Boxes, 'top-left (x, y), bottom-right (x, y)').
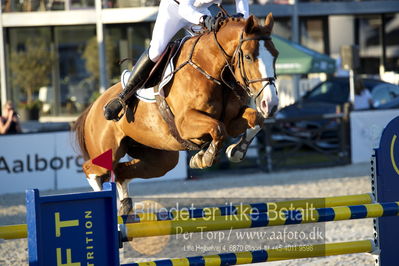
top-left (229, 13), bottom-right (279, 118)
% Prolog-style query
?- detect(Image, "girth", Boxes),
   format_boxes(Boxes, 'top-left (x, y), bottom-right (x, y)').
top-left (154, 91), bottom-right (201, 151)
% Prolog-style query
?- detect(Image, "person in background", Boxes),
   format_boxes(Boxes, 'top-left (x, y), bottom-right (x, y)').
top-left (0, 101), bottom-right (21, 134)
top-left (353, 77), bottom-right (374, 110)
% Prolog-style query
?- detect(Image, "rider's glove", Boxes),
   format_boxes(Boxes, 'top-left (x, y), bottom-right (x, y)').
top-left (200, 15), bottom-right (217, 31)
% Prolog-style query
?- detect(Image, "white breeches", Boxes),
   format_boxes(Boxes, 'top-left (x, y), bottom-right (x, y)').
top-left (148, 0), bottom-right (211, 61)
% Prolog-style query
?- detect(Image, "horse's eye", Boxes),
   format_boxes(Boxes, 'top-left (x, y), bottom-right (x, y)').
top-left (244, 54), bottom-right (252, 61)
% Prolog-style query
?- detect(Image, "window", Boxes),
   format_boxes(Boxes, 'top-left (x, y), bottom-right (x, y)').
top-left (305, 79), bottom-right (349, 104)
top-left (356, 15), bottom-right (382, 74)
top-left (1, 0), bottom-right (94, 12)
top-left (274, 17), bottom-right (292, 40)
top-left (372, 84), bottom-right (399, 108)
top-left (300, 17), bottom-right (329, 54)
top-left (105, 23), bottom-right (154, 83)
top-left (384, 14), bottom-right (399, 72)
top-left (55, 25), bottom-right (96, 115)
top-left (7, 27), bottom-right (53, 117)
top-left (105, 0), bottom-right (160, 8)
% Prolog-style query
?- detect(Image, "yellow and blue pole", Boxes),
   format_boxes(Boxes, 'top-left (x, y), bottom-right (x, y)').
top-left (118, 193), bottom-right (373, 224)
top-left (122, 240), bottom-right (375, 266)
top-left (0, 193), bottom-right (374, 240)
top-left (121, 201), bottom-right (399, 239)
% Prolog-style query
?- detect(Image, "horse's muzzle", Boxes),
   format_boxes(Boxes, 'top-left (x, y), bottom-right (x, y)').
top-left (259, 98), bottom-right (278, 118)
top-left (269, 105), bottom-right (278, 117)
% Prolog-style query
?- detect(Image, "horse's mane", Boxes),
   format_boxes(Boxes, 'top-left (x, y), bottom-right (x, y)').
top-left (214, 16), bottom-right (245, 32)
top-left (212, 16), bottom-right (271, 36)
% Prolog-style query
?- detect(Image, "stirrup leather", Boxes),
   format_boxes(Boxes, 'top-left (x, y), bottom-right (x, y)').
top-left (103, 97), bottom-right (128, 122)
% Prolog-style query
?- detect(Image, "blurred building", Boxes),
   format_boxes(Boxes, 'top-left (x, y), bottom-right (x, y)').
top-left (0, 0), bottom-right (398, 120)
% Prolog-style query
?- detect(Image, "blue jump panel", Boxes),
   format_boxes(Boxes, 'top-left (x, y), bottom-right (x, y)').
top-left (26, 182), bottom-right (119, 266)
top-left (375, 115), bottom-right (399, 266)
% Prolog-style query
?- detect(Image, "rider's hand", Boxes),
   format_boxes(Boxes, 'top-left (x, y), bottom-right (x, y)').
top-left (200, 15), bottom-right (217, 31)
top-left (232, 13), bottom-right (244, 18)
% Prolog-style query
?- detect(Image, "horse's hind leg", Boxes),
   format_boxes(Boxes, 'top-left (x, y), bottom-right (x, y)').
top-left (116, 178), bottom-right (132, 216)
top-left (115, 148), bottom-right (179, 215)
top-left (83, 161), bottom-right (110, 191)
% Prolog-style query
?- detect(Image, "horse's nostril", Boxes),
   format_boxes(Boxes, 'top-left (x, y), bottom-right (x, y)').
top-left (261, 100), bottom-right (268, 111)
top-left (269, 105), bottom-right (277, 116)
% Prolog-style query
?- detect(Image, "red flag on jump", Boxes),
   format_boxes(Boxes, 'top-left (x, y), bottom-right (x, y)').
top-left (92, 149), bottom-right (113, 171)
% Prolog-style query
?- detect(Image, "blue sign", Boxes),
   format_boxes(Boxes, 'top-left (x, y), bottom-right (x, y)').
top-left (375, 115), bottom-right (399, 266)
top-left (26, 182), bottom-right (120, 266)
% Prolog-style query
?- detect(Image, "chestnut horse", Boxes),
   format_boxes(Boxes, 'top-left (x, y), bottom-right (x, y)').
top-left (73, 13), bottom-right (279, 215)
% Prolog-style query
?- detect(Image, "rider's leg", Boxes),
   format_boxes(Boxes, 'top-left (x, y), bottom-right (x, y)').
top-left (104, 49), bottom-right (155, 120)
top-left (148, 0), bottom-right (191, 61)
top-left (103, 0), bottom-right (190, 121)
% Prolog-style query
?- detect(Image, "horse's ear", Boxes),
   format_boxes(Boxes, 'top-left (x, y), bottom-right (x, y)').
top-left (244, 15), bottom-right (259, 34)
top-left (264, 13), bottom-right (274, 32)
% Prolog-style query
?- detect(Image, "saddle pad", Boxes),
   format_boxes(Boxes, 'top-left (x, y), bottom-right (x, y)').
top-left (121, 36), bottom-right (190, 103)
top-left (121, 70), bottom-right (157, 103)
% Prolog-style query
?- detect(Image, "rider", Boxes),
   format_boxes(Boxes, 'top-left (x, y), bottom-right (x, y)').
top-left (103, 0), bottom-right (249, 121)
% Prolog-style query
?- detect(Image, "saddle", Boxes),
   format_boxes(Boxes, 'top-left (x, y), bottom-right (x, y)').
top-left (121, 37), bottom-right (201, 150)
top-left (121, 38), bottom-right (184, 103)
top-left (142, 40), bottom-right (181, 89)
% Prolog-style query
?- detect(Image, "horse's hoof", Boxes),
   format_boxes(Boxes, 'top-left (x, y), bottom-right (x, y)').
top-left (226, 144), bottom-right (244, 163)
top-left (190, 150), bottom-right (210, 169)
top-left (119, 197), bottom-right (133, 216)
top-left (190, 142), bottom-right (219, 169)
top-left (189, 151), bottom-right (205, 169)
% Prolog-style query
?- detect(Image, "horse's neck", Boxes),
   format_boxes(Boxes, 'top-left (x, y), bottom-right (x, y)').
top-left (215, 22), bottom-right (243, 56)
top-left (185, 23), bottom-right (242, 76)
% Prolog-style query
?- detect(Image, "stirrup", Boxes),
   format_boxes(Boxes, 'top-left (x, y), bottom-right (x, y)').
top-left (103, 97), bottom-right (128, 122)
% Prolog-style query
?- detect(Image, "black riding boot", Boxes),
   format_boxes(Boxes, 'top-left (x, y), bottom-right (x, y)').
top-left (104, 49), bottom-right (155, 121)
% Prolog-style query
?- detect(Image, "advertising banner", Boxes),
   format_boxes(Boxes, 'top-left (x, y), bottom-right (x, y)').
top-left (350, 110), bottom-right (399, 163)
top-left (0, 131), bottom-right (187, 194)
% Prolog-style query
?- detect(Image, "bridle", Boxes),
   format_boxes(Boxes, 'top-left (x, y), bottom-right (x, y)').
top-left (213, 29), bottom-right (277, 101)
top-left (170, 20), bottom-right (277, 101)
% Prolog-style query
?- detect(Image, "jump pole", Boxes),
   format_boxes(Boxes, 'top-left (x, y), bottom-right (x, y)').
top-left (118, 193), bottom-right (374, 223)
top-left (123, 240), bottom-right (375, 266)
top-left (0, 193), bottom-right (374, 240)
top-left (0, 224), bottom-right (27, 240)
top-left (119, 201), bottom-right (399, 239)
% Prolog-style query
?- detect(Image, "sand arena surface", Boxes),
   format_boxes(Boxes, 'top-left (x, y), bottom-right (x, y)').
top-left (0, 163), bottom-right (376, 265)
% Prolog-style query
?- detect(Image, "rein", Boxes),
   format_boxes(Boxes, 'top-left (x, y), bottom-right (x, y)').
top-left (172, 36), bottom-right (222, 86)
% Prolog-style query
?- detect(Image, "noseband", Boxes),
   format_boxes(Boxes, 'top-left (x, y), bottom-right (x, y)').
top-left (213, 30), bottom-right (276, 100)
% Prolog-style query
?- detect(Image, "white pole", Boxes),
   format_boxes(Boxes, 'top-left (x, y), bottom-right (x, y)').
top-left (349, 69), bottom-right (355, 104)
top-left (0, 5), bottom-right (8, 110)
top-left (291, 0), bottom-right (301, 100)
top-left (95, 0), bottom-right (108, 93)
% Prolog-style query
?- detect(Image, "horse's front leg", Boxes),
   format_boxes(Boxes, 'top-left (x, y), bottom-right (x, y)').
top-left (226, 107), bottom-right (264, 163)
top-left (176, 109), bottom-right (226, 169)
